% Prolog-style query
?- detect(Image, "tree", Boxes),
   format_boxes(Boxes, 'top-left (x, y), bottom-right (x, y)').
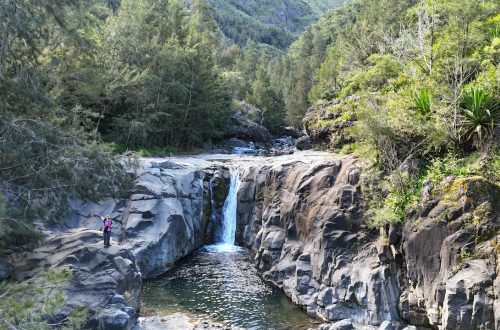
top-left (247, 61), bottom-right (286, 133)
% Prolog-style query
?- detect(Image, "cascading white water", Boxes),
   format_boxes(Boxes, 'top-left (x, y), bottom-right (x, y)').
top-left (219, 168), bottom-right (243, 245)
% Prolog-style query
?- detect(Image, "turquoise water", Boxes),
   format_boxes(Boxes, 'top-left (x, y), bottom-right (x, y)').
top-left (141, 245), bottom-right (320, 329)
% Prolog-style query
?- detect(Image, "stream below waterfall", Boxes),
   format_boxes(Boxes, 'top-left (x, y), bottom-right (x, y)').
top-left (141, 245), bottom-right (320, 329)
top-left (139, 153), bottom-right (335, 329)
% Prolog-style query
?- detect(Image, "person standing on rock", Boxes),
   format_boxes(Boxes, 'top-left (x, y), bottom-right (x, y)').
top-left (101, 215), bottom-right (113, 247)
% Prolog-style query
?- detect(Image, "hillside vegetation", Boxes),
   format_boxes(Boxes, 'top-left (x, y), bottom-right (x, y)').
top-left (262, 0), bottom-right (500, 226)
top-left (207, 0), bottom-right (348, 48)
top-left (0, 0), bottom-right (498, 250)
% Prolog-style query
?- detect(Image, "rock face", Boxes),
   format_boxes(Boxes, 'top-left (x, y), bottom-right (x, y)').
top-left (235, 158), bottom-right (499, 329)
top-left (236, 156), bottom-right (402, 326)
top-left (120, 160), bottom-right (207, 279)
top-left (11, 229), bottom-right (142, 329)
top-left (8, 152), bottom-right (499, 330)
top-left (401, 176), bottom-right (499, 329)
top-left (10, 157), bottom-right (211, 329)
top-left (58, 159), bottom-right (208, 280)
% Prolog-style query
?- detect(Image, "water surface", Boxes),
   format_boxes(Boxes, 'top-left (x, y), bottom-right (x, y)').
top-left (141, 245), bottom-right (320, 329)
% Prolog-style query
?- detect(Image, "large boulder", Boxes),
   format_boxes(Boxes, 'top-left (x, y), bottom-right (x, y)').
top-left (295, 135), bottom-right (312, 150)
top-left (225, 113), bottom-right (272, 143)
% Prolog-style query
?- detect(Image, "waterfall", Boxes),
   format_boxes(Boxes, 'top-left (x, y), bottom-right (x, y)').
top-left (219, 168), bottom-right (243, 245)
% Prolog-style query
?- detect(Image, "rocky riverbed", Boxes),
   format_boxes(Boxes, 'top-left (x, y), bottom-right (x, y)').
top-left (4, 151), bottom-right (499, 329)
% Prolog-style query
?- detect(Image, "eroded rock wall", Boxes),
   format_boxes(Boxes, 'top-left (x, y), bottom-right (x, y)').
top-left (401, 176), bottom-right (499, 329)
top-left (11, 158), bottom-right (212, 329)
top-left (236, 158), bottom-right (499, 330)
top-left (120, 160), bottom-right (207, 279)
top-left (236, 156), bottom-right (403, 327)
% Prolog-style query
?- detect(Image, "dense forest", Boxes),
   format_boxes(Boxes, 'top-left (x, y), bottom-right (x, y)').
top-left (0, 0), bottom-right (499, 248)
top-left (207, 0), bottom-right (348, 48)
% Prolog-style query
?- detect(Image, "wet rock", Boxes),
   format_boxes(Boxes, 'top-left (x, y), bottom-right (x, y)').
top-left (135, 314), bottom-right (234, 330)
top-left (97, 307), bottom-right (131, 330)
top-left (378, 320), bottom-right (394, 330)
top-left (319, 319), bottom-right (354, 330)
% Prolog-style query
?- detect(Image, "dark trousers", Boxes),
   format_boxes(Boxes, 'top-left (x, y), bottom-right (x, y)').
top-left (103, 231), bottom-right (111, 246)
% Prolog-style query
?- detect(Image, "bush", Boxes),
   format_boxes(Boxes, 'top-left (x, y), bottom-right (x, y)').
top-left (365, 171), bottom-right (425, 228)
top-left (460, 87), bottom-right (499, 147)
top-left (0, 267), bottom-right (87, 329)
top-left (413, 89), bottom-right (431, 115)
top-left (426, 151), bottom-right (500, 185)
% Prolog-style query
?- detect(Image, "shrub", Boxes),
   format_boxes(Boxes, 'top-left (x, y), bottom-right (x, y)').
top-left (460, 87), bottom-right (499, 146)
top-left (0, 267), bottom-right (87, 329)
top-left (413, 89), bottom-right (431, 115)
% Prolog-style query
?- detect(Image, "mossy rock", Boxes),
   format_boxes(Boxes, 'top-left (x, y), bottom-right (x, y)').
top-left (438, 176), bottom-right (498, 206)
top-left (213, 176), bottom-right (229, 205)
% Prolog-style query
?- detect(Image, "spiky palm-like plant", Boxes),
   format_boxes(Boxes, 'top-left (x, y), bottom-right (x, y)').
top-left (461, 88), bottom-right (499, 146)
top-left (413, 89), bottom-right (431, 115)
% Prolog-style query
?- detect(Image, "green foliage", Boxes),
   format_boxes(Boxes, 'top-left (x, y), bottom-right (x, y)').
top-left (369, 205), bottom-right (401, 228)
top-left (208, 0), bottom-right (348, 48)
top-left (366, 170), bottom-right (426, 228)
top-left (101, 0), bottom-right (232, 150)
top-left (460, 87), bottom-right (498, 145)
top-left (0, 267), bottom-right (87, 329)
top-left (426, 152), bottom-right (500, 186)
top-left (0, 1), bottom-right (134, 251)
top-left (413, 89), bottom-right (432, 116)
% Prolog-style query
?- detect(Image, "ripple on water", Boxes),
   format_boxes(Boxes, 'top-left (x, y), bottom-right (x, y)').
top-left (141, 245), bottom-right (320, 330)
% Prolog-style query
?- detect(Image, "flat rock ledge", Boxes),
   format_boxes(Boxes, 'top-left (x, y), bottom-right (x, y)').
top-left (135, 314), bottom-right (240, 330)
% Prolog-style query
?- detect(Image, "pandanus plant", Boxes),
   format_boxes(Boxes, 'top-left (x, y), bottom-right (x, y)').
top-left (460, 88), bottom-right (499, 146)
top-left (413, 89), bottom-right (431, 116)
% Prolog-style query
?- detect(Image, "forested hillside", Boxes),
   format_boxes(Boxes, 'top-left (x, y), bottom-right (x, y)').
top-left (0, 0), bottom-right (232, 249)
top-left (206, 0), bottom-right (348, 48)
top-left (261, 0), bottom-right (500, 226)
top-left (1, 0), bottom-right (499, 251)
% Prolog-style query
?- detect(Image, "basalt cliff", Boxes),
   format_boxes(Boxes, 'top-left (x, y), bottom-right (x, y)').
top-left (5, 152), bottom-right (499, 329)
